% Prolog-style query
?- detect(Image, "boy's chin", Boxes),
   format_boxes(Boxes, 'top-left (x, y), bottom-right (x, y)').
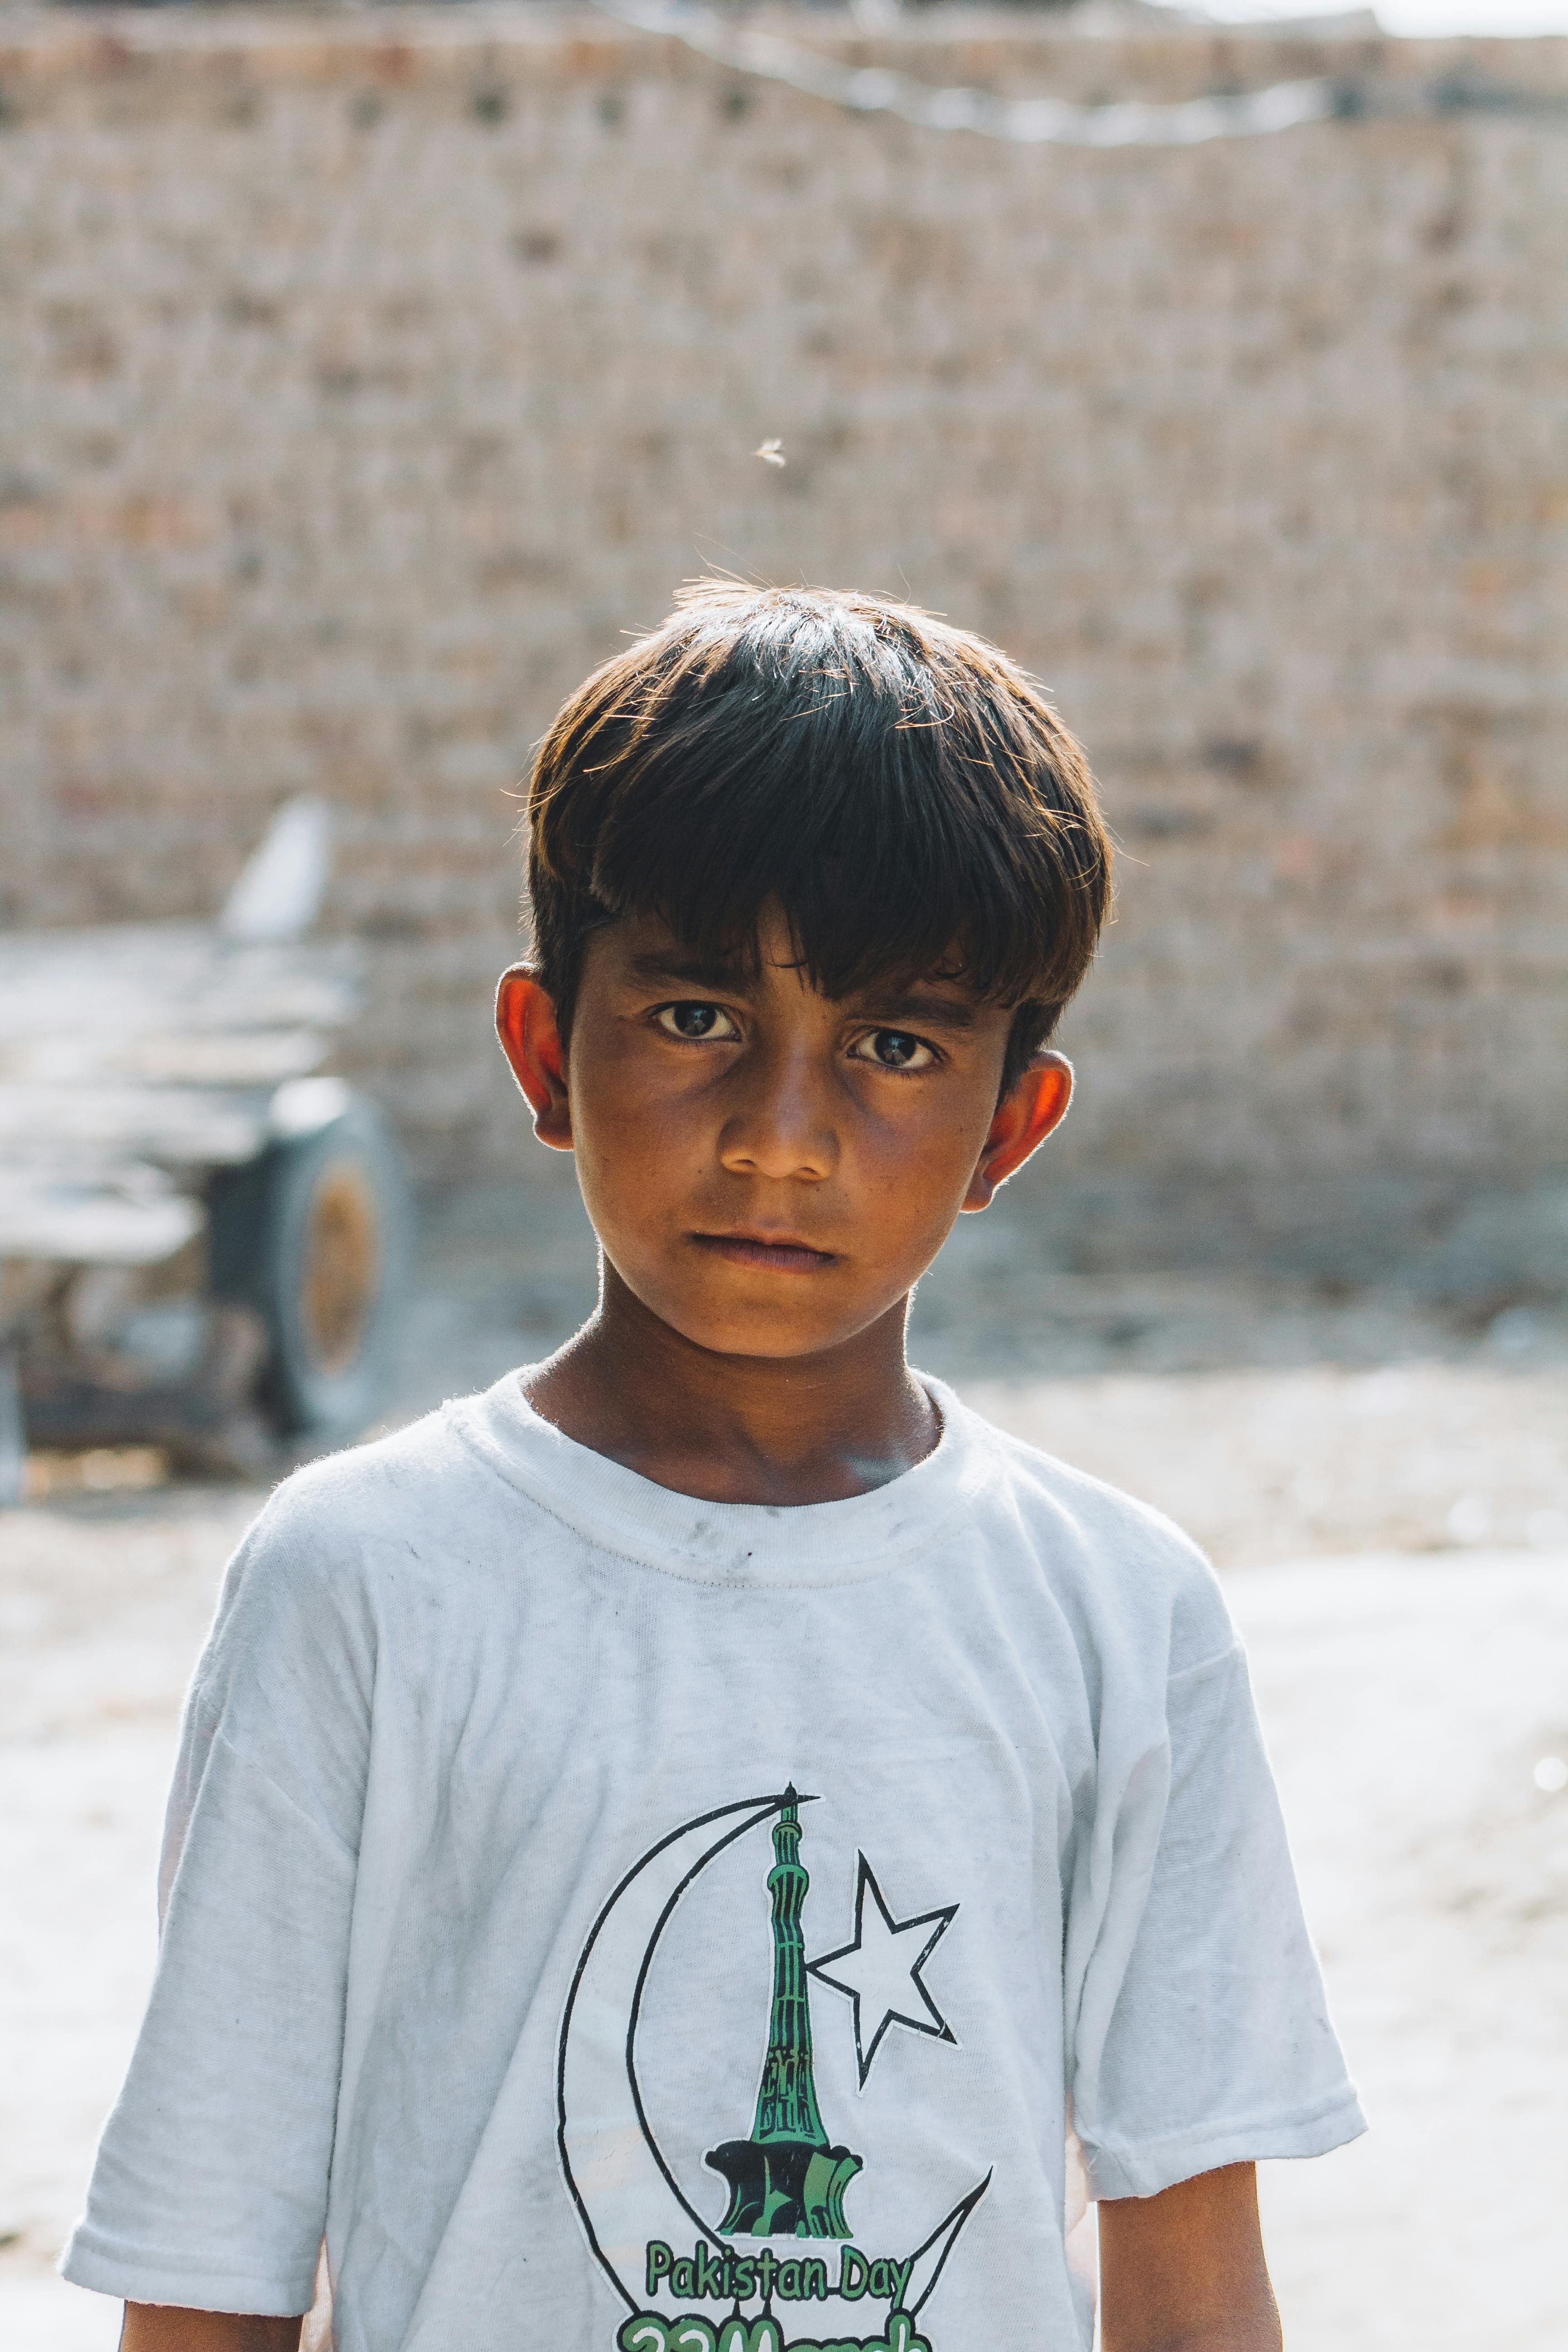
top-left (622, 1274), bottom-right (905, 1365)
top-left (598, 1246), bottom-right (912, 1362)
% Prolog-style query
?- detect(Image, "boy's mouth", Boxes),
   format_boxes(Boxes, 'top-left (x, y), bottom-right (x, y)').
top-left (689, 1231), bottom-right (839, 1273)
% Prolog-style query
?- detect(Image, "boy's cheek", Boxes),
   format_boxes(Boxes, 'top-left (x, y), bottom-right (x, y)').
top-left (577, 1093), bottom-right (716, 1197)
top-left (573, 1036), bottom-right (725, 1135)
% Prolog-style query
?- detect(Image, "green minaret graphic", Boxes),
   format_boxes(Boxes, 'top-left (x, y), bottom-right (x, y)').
top-left (706, 1788), bottom-right (862, 2239)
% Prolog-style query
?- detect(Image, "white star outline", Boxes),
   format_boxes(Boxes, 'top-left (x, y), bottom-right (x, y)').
top-left (807, 1852), bottom-right (959, 2090)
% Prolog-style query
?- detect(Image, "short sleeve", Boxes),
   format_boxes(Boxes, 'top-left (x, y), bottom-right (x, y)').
top-left (1068, 1642), bottom-right (1365, 2201)
top-left (61, 1490), bottom-right (371, 2314)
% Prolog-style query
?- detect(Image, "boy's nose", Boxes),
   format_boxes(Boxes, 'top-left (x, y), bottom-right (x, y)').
top-left (715, 1049), bottom-right (838, 1184)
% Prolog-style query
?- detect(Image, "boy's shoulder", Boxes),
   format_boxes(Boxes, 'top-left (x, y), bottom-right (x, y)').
top-left (951, 1390), bottom-right (1235, 1677)
top-left (212, 1389), bottom-right (525, 1628)
top-left (255, 1392), bottom-right (487, 1547)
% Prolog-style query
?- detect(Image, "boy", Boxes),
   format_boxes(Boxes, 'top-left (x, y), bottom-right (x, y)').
top-left (65, 585), bottom-right (1362, 2352)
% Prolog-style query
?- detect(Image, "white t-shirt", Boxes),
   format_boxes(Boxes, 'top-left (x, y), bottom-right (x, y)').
top-left (64, 1372), bottom-right (1363, 2352)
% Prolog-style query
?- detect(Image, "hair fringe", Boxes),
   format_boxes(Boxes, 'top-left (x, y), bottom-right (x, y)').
top-left (524, 582), bottom-right (1112, 1090)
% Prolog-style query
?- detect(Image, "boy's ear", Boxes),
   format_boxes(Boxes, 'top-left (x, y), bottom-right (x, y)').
top-left (962, 1050), bottom-right (1073, 1212)
top-left (495, 966), bottom-right (573, 1151)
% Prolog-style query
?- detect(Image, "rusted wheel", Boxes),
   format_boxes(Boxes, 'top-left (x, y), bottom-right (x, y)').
top-left (209, 1095), bottom-right (410, 1441)
top-left (298, 1158), bottom-right (382, 1380)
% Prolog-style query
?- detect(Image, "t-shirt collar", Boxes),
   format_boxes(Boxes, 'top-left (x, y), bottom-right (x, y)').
top-left (447, 1367), bottom-right (990, 1588)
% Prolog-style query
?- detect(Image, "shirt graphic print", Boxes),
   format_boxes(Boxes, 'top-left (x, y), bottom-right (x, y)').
top-left (562, 1786), bottom-right (978, 2352)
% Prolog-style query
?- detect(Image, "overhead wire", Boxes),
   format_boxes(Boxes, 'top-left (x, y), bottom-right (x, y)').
top-left (594, 1), bottom-right (1337, 144)
top-left (592, 4), bottom-right (1568, 145)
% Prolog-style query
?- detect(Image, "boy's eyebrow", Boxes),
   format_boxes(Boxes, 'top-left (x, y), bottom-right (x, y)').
top-left (856, 988), bottom-right (979, 1031)
top-left (626, 951), bottom-right (981, 1030)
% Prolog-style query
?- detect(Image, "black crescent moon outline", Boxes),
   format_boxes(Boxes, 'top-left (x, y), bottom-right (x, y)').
top-left (557, 1790), bottom-right (799, 2311)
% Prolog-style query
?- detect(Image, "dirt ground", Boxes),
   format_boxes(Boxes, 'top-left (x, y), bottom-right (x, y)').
top-left (4, 1177), bottom-right (1566, 2349)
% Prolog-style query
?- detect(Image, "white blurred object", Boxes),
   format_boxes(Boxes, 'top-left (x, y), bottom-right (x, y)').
top-left (220, 797), bottom-right (333, 944)
top-left (1374, 0), bottom-right (1568, 24)
top-left (270, 1076), bottom-right (355, 1142)
top-left (1158, 0), bottom-right (1568, 29)
top-left (1534, 1756), bottom-right (1568, 1793)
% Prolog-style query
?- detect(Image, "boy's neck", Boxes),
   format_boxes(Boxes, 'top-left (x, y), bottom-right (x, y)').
top-left (521, 1263), bottom-right (939, 1507)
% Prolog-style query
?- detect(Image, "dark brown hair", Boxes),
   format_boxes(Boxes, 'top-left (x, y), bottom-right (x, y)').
top-left (526, 583), bottom-right (1112, 1093)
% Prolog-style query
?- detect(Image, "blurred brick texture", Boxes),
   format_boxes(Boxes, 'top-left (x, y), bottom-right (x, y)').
top-left (0, 8), bottom-right (1564, 1278)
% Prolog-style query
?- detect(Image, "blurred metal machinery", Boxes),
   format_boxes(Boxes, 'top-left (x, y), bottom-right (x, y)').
top-left (0, 800), bottom-right (410, 1498)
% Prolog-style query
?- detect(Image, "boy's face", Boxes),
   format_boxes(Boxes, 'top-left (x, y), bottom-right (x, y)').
top-left (497, 906), bottom-right (1071, 1363)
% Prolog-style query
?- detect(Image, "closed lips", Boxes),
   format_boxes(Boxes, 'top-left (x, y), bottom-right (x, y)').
top-left (689, 1233), bottom-right (838, 1269)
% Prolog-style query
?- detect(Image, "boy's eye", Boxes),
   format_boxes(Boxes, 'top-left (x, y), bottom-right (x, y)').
top-left (850, 1028), bottom-right (935, 1071)
top-left (655, 1001), bottom-right (740, 1042)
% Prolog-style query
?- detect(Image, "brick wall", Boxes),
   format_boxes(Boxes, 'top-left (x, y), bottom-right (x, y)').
top-left (1, 7), bottom-right (1565, 1278)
